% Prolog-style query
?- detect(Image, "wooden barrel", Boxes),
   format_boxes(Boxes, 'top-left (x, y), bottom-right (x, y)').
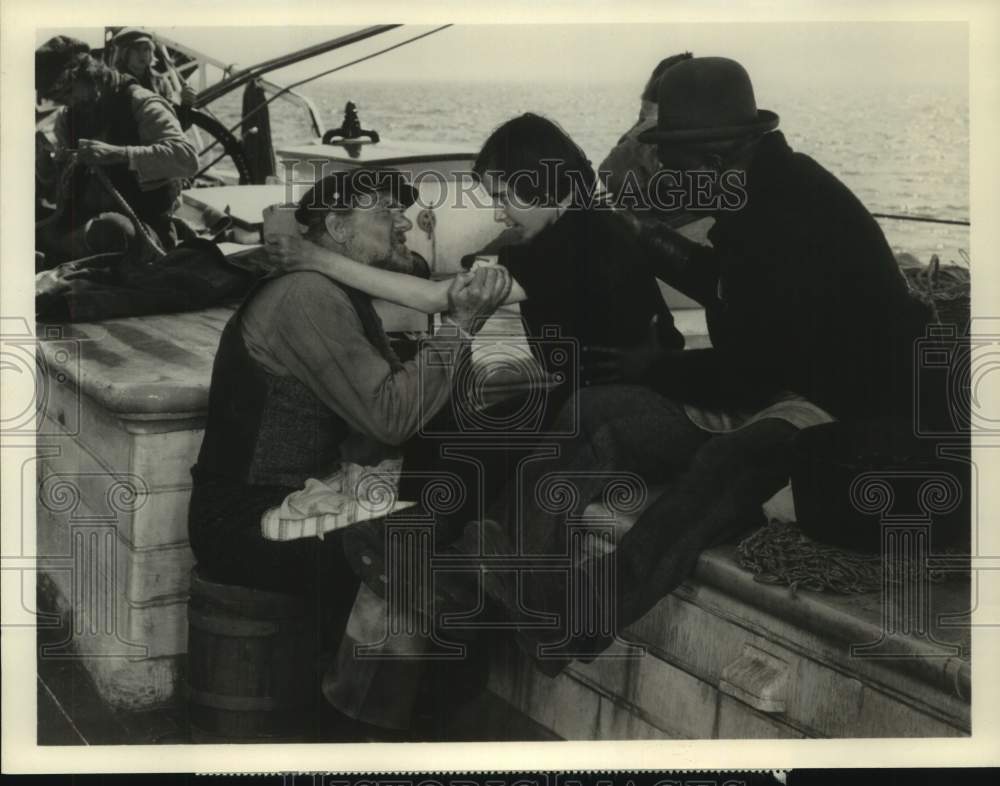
top-left (186, 567), bottom-right (322, 742)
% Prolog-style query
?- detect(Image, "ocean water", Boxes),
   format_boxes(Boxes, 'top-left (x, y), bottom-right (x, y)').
top-left (214, 79), bottom-right (969, 265)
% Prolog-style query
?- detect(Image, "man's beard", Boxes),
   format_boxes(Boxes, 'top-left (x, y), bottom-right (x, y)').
top-left (376, 230), bottom-right (414, 271)
top-left (380, 241), bottom-right (413, 271)
top-left (353, 226), bottom-right (413, 271)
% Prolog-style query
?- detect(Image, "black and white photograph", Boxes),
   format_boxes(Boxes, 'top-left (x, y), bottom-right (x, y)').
top-left (2, 0), bottom-right (999, 776)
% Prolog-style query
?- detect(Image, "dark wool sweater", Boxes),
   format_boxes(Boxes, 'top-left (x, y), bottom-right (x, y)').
top-left (647, 131), bottom-right (933, 421)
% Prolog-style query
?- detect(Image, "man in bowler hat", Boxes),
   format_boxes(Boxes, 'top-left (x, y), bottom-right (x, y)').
top-left (563, 57), bottom-right (934, 650)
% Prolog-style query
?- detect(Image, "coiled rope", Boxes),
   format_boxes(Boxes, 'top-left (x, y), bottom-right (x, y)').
top-left (900, 252), bottom-right (971, 325)
top-left (736, 520), bottom-right (961, 596)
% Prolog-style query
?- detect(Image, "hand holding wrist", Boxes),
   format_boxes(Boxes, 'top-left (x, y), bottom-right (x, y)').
top-left (300, 239), bottom-right (326, 267)
top-left (445, 266), bottom-right (511, 336)
top-left (441, 314), bottom-right (475, 340)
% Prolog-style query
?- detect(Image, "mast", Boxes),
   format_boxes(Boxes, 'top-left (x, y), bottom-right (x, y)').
top-left (190, 25), bottom-right (400, 108)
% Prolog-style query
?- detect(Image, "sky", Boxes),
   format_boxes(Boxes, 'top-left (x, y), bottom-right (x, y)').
top-left (45, 22), bottom-right (968, 94)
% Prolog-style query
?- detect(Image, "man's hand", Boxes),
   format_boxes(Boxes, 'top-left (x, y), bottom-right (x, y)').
top-left (263, 233), bottom-right (322, 273)
top-left (180, 83), bottom-right (197, 108)
top-left (582, 315), bottom-right (665, 386)
top-left (76, 139), bottom-right (128, 166)
top-left (446, 266), bottom-right (511, 336)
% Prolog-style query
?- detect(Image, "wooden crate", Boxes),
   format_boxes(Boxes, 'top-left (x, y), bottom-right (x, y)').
top-left (35, 311), bottom-right (227, 709)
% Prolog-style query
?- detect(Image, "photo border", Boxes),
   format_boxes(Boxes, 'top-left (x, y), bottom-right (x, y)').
top-left (3, 0), bottom-right (998, 774)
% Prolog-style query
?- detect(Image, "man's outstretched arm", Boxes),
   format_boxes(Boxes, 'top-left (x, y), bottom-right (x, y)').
top-left (629, 216), bottom-right (721, 307)
top-left (127, 91), bottom-right (199, 183)
top-left (257, 268), bottom-right (509, 446)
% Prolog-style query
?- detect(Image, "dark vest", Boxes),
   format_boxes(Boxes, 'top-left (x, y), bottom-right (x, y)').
top-left (193, 277), bottom-right (402, 490)
top-left (62, 75), bottom-right (179, 225)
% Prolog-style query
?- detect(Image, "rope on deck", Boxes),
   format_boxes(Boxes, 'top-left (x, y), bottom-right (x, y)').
top-left (900, 253), bottom-right (971, 326)
top-left (736, 521), bottom-right (961, 596)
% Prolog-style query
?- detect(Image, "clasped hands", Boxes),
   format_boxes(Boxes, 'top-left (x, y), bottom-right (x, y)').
top-left (263, 232), bottom-right (510, 336)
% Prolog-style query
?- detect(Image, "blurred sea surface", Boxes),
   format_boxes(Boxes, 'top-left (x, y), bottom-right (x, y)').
top-left (211, 79), bottom-right (969, 264)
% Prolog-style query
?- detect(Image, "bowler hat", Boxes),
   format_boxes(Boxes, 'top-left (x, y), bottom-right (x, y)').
top-left (35, 36), bottom-right (91, 98)
top-left (638, 56), bottom-right (779, 144)
top-left (295, 168), bottom-right (418, 226)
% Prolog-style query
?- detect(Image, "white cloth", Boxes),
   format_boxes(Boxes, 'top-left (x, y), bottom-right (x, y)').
top-left (684, 391), bottom-right (835, 434)
top-left (762, 482), bottom-right (798, 524)
top-left (260, 458), bottom-right (415, 541)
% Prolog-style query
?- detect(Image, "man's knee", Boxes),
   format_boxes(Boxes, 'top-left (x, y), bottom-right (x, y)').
top-left (85, 212), bottom-right (136, 254)
top-left (690, 419), bottom-right (798, 480)
top-left (562, 384), bottom-right (676, 435)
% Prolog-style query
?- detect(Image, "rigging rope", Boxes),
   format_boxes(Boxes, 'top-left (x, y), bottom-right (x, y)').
top-left (91, 166), bottom-right (167, 260)
top-left (194, 25), bottom-right (452, 177)
top-left (871, 212), bottom-right (969, 226)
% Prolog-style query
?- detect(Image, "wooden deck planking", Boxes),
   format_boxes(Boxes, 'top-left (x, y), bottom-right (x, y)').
top-left (40, 307), bottom-right (235, 418)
